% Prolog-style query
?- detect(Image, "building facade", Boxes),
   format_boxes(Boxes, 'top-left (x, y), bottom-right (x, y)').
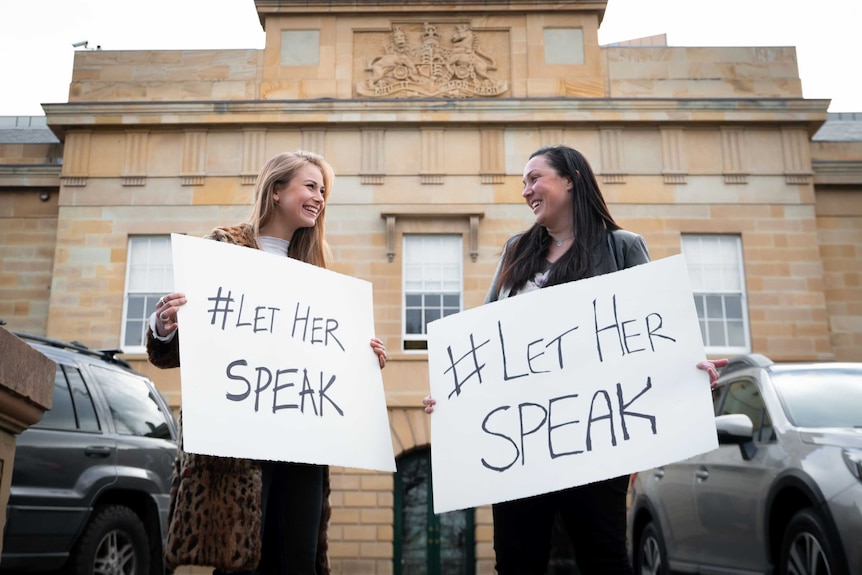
top-left (1, 1), bottom-right (861, 573)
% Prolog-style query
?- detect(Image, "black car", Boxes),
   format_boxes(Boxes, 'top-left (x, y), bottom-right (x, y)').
top-left (1, 333), bottom-right (177, 575)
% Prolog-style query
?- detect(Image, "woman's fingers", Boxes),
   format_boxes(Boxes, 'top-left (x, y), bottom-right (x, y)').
top-left (697, 358), bottom-right (729, 389)
top-left (155, 293), bottom-right (187, 335)
top-left (370, 338), bottom-right (386, 369)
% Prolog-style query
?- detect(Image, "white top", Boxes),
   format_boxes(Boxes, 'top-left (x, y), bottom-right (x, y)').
top-left (257, 235), bottom-right (290, 257)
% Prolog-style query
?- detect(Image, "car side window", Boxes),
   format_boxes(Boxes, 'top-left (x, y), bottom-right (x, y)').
top-left (89, 365), bottom-right (173, 439)
top-left (65, 365), bottom-right (101, 432)
top-left (33, 365), bottom-right (100, 432)
top-left (717, 379), bottom-right (774, 442)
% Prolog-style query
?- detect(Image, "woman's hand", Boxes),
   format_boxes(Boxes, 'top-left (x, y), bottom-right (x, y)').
top-left (155, 292), bottom-right (187, 337)
top-left (370, 337), bottom-right (387, 369)
top-left (697, 358), bottom-right (730, 389)
top-left (422, 395), bottom-right (436, 414)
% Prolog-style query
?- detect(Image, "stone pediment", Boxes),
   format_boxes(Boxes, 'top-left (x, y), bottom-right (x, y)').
top-left (354, 22), bottom-right (509, 98)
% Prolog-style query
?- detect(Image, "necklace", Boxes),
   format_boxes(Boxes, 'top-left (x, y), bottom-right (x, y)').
top-left (554, 237), bottom-right (572, 247)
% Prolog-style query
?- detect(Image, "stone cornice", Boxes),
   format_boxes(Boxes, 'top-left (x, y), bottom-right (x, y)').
top-left (0, 164), bottom-right (62, 187)
top-left (254, 0), bottom-right (607, 19)
top-left (43, 98), bottom-right (830, 139)
top-left (812, 160), bottom-right (862, 185)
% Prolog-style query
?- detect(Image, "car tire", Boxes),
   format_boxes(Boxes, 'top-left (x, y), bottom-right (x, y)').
top-left (778, 508), bottom-right (846, 575)
top-left (71, 505), bottom-right (151, 575)
top-left (634, 520), bottom-right (669, 575)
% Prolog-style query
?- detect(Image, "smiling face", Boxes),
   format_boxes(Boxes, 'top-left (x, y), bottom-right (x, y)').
top-left (269, 163), bottom-right (325, 240)
top-left (522, 154), bottom-right (574, 236)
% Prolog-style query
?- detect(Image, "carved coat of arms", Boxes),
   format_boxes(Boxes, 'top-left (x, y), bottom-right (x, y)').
top-left (355, 23), bottom-right (508, 98)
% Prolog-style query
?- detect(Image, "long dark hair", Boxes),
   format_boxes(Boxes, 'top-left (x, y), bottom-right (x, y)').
top-left (496, 145), bottom-right (620, 294)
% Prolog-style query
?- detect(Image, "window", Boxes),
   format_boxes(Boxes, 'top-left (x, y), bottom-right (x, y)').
top-left (403, 235), bottom-right (463, 351)
top-left (681, 235), bottom-right (750, 355)
top-left (34, 365), bottom-right (100, 432)
top-left (122, 236), bottom-right (173, 351)
top-left (90, 365), bottom-right (173, 439)
top-left (717, 379), bottom-right (773, 442)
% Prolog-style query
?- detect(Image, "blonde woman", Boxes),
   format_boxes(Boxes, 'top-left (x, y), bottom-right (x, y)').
top-left (149, 151), bottom-right (386, 575)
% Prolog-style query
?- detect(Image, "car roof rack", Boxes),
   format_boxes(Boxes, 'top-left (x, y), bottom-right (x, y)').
top-left (720, 353), bottom-right (773, 376)
top-left (12, 331), bottom-right (133, 370)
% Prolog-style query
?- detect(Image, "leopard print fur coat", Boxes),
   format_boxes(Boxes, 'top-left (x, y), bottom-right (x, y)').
top-left (148, 223), bottom-right (331, 574)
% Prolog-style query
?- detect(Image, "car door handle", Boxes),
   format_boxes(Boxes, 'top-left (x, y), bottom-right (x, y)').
top-left (84, 446), bottom-right (112, 458)
top-left (695, 469), bottom-right (709, 481)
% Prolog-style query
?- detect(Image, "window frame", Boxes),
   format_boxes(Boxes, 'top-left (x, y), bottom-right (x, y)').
top-left (121, 235), bottom-right (174, 353)
top-left (681, 234), bottom-right (751, 357)
top-left (401, 234), bottom-right (464, 353)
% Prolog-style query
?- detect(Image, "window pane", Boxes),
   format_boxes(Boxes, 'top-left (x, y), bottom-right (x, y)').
top-left (424, 294), bottom-right (441, 307)
top-left (406, 294), bottom-right (422, 307)
top-left (693, 295), bottom-right (704, 316)
top-left (397, 452), bottom-right (429, 574)
top-left (443, 294), bottom-right (460, 306)
top-left (705, 295), bottom-right (724, 319)
top-left (727, 320), bottom-right (746, 347)
top-left (719, 380), bottom-right (765, 435)
top-left (725, 295), bottom-right (743, 319)
top-left (90, 366), bottom-right (173, 439)
top-left (34, 366), bottom-right (78, 431)
top-left (425, 308), bottom-right (441, 326)
top-left (406, 310), bottom-right (422, 335)
top-left (707, 320), bottom-right (726, 347)
top-left (65, 366), bottom-right (100, 432)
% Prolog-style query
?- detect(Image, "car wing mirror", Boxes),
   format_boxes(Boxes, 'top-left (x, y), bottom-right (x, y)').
top-left (715, 413), bottom-right (757, 461)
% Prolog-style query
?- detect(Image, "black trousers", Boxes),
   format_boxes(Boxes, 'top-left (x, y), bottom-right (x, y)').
top-left (216, 461), bottom-right (324, 575)
top-left (492, 475), bottom-right (633, 575)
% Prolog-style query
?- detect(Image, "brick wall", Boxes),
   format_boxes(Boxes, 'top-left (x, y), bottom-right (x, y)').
top-left (0, 191), bottom-right (58, 334)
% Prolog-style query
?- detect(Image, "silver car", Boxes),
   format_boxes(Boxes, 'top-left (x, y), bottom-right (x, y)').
top-left (628, 354), bottom-right (862, 575)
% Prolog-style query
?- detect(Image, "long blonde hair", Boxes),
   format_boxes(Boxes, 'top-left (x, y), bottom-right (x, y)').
top-left (250, 151), bottom-right (334, 268)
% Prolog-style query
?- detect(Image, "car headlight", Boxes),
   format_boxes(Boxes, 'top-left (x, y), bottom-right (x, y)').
top-left (843, 449), bottom-right (862, 482)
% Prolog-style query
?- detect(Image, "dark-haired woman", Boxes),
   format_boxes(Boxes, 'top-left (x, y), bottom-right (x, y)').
top-left (424, 145), bottom-right (726, 575)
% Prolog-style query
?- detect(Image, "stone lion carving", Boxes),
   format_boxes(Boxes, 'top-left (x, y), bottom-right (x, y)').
top-left (366, 26), bottom-right (419, 83)
top-left (446, 23), bottom-right (497, 82)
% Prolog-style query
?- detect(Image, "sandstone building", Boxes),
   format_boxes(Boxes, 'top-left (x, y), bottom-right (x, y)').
top-left (1, 0), bottom-right (860, 573)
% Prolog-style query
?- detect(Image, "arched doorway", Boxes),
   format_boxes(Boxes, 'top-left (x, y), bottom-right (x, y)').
top-left (393, 447), bottom-right (475, 575)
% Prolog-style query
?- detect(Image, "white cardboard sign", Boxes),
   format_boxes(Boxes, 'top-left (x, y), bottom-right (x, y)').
top-left (170, 233), bottom-right (395, 472)
top-left (427, 255), bottom-right (717, 513)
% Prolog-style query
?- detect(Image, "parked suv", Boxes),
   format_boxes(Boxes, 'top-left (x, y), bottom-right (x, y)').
top-left (628, 354), bottom-right (862, 575)
top-left (1, 332), bottom-right (177, 575)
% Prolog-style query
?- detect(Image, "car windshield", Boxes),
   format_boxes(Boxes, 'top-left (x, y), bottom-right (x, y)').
top-left (771, 366), bottom-right (862, 428)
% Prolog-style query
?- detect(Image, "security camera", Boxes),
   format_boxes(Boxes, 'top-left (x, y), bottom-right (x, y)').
top-left (72, 40), bottom-right (88, 48)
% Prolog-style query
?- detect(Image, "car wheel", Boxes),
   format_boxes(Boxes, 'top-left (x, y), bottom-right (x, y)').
top-left (635, 520), bottom-right (668, 575)
top-left (778, 508), bottom-right (845, 575)
top-left (71, 505), bottom-right (151, 575)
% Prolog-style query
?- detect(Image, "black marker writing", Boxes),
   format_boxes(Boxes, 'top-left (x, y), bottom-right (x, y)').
top-left (594, 295), bottom-right (676, 361)
top-left (479, 377), bottom-right (657, 472)
top-left (445, 333), bottom-right (490, 399)
top-left (208, 287), bottom-right (236, 330)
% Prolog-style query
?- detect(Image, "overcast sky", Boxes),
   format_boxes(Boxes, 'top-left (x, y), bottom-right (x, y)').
top-left (1, 0), bottom-right (858, 116)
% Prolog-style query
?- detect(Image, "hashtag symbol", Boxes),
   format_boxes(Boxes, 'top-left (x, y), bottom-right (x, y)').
top-left (444, 333), bottom-right (490, 400)
top-left (207, 286), bottom-right (235, 330)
